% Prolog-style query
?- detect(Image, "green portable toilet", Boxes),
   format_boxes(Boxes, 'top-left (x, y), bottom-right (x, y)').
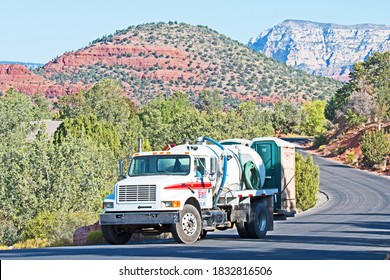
top-left (250, 137), bottom-right (296, 217)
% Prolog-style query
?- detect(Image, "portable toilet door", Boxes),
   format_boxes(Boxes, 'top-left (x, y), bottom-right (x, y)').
top-left (250, 137), bottom-right (296, 217)
top-left (251, 141), bottom-right (279, 190)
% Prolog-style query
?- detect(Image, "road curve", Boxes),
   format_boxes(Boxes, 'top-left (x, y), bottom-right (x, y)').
top-left (1, 153), bottom-right (389, 260)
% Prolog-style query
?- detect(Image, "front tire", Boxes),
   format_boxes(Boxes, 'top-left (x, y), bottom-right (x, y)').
top-left (247, 201), bottom-right (268, 239)
top-left (171, 204), bottom-right (201, 244)
top-left (199, 230), bottom-right (208, 240)
top-left (101, 225), bottom-right (132, 245)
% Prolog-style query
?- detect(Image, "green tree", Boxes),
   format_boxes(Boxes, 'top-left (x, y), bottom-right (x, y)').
top-left (271, 101), bottom-right (301, 134)
top-left (202, 110), bottom-right (242, 140)
top-left (0, 88), bottom-right (37, 138)
top-left (0, 89), bottom-right (118, 243)
top-left (31, 93), bottom-right (52, 120)
top-left (325, 52), bottom-right (390, 124)
top-left (54, 114), bottom-right (121, 154)
top-left (56, 78), bottom-right (141, 155)
top-left (235, 101), bottom-right (274, 139)
top-left (139, 92), bottom-right (205, 149)
top-left (300, 100), bottom-right (327, 136)
top-left (325, 84), bottom-right (352, 122)
top-left (0, 135), bottom-right (116, 234)
top-left (365, 52), bottom-right (390, 120)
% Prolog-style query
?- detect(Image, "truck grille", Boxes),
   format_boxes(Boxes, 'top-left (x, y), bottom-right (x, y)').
top-left (118, 185), bottom-right (156, 203)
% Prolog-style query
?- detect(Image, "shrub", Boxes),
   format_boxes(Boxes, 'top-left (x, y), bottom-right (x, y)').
top-left (344, 109), bottom-right (367, 128)
top-left (361, 130), bottom-right (390, 164)
top-left (314, 134), bottom-right (327, 146)
top-left (345, 151), bottom-right (357, 165)
top-left (295, 153), bottom-right (320, 211)
top-left (24, 210), bottom-right (98, 245)
top-left (0, 218), bottom-right (21, 246)
top-left (86, 230), bottom-right (106, 245)
top-left (13, 238), bottom-right (50, 249)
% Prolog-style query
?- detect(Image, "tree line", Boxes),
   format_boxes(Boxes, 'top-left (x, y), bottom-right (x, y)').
top-left (1, 51), bottom-right (388, 248)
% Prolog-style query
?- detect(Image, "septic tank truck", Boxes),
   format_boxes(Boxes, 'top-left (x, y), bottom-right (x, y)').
top-left (100, 136), bottom-right (294, 244)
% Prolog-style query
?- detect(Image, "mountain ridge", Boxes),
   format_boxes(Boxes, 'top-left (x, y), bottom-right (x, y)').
top-left (248, 19), bottom-right (390, 81)
top-left (1, 22), bottom-right (341, 105)
top-left (0, 61), bottom-right (44, 69)
top-left (279, 19), bottom-right (389, 30)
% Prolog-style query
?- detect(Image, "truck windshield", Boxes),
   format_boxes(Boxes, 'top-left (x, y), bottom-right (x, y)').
top-left (128, 155), bottom-right (191, 176)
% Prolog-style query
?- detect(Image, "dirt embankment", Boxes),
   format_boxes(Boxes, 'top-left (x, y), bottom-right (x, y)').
top-left (305, 122), bottom-right (390, 177)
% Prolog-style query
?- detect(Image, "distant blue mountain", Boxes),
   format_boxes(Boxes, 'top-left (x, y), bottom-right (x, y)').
top-left (248, 19), bottom-right (390, 81)
top-left (0, 61), bottom-right (44, 69)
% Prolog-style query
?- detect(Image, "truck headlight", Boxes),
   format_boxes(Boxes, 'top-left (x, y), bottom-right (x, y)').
top-left (161, 201), bottom-right (181, 208)
top-left (103, 202), bottom-right (114, 209)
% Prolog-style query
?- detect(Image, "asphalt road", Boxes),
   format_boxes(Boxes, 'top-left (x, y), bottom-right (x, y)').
top-left (1, 153), bottom-right (389, 260)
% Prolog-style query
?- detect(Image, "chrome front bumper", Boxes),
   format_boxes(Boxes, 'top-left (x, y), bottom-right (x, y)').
top-left (100, 211), bottom-right (179, 225)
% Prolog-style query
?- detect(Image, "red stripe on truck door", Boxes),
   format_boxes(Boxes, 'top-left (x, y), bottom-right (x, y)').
top-left (164, 182), bottom-right (212, 190)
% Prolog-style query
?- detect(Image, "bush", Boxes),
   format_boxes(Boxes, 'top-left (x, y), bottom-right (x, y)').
top-left (86, 230), bottom-right (106, 245)
top-left (13, 238), bottom-right (50, 249)
top-left (314, 134), bottom-right (327, 146)
top-left (24, 210), bottom-right (98, 245)
top-left (0, 218), bottom-right (21, 246)
top-left (361, 130), bottom-right (390, 164)
top-left (295, 153), bottom-right (320, 211)
top-left (345, 151), bottom-right (357, 165)
top-left (344, 109), bottom-right (367, 128)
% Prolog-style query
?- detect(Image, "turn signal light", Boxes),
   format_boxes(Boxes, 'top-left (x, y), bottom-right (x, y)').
top-left (161, 201), bottom-right (181, 208)
top-left (172, 201), bottom-right (181, 208)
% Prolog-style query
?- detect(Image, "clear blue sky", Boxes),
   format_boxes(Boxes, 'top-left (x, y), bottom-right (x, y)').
top-left (1, 0), bottom-right (389, 63)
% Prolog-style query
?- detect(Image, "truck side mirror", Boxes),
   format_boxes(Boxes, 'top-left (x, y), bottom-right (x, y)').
top-left (117, 159), bottom-right (124, 179)
top-left (210, 157), bottom-right (217, 175)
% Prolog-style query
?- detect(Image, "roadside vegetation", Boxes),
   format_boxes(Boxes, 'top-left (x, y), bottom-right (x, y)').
top-left (295, 154), bottom-right (320, 211)
top-left (0, 42), bottom-right (388, 251)
top-left (14, 53), bottom-right (390, 251)
top-left (317, 51), bottom-right (390, 172)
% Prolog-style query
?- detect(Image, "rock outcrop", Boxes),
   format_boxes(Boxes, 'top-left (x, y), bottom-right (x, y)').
top-left (248, 20), bottom-right (390, 81)
top-left (0, 64), bottom-right (84, 98)
top-left (73, 222), bottom-right (101, 246)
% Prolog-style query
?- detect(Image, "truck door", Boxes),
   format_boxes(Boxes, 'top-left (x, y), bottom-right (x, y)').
top-left (194, 157), bottom-right (212, 208)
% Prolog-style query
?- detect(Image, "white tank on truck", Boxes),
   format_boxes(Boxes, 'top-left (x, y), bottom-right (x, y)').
top-left (221, 137), bottom-right (296, 217)
top-left (100, 136), bottom-right (278, 244)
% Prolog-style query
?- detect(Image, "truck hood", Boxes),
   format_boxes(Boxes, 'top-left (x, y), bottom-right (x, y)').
top-left (117, 175), bottom-right (192, 187)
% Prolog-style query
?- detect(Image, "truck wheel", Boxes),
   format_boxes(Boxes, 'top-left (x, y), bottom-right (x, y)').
top-left (199, 230), bottom-right (208, 240)
top-left (171, 204), bottom-right (201, 244)
top-left (236, 221), bottom-right (250, 238)
top-left (247, 201), bottom-right (268, 239)
top-left (101, 225), bottom-right (132, 245)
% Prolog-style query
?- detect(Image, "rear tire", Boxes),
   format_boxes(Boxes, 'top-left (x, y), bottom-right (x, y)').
top-left (101, 225), bottom-right (132, 245)
top-left (171, 204), bottom-right (201, 244)
top-left (236, 221), bottom-right (250, 238)
top-left (247, 201), bottom-right (268, 239)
